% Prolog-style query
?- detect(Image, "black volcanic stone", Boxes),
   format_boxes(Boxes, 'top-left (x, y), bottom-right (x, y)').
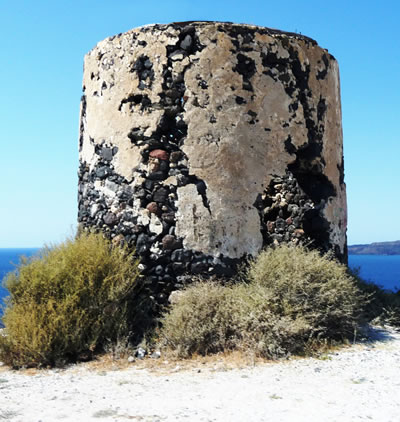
top-left (171, 249), bottom-right (183, 262)
top-left (96, 166), bottom-right (111, 179)
top-left (155, 265), bottom-right (164, 275)
top-left (153, 187), bottom-right (169, 203)
top-left (161, 221), bottom-right (170, 234)
top-left (144, 180), bottom-right (154, 190)
top-left (162, 274), bottom-right (174, 283)
top-left (171, 248), bottom-right (192, 262)
top-left (172, 262), bottom-right (185, 272)
top-left (162, 235), bottom-right (182, 251)
top-left (180, 34), bottom-right (193, 50)
top-left (103, 213), bottom-right (118, 226)
top-left (136, 188), bottom-right (146, 199)
top-left (136, 233), bottom-right (150, 254)
top-left (191, 260), bottom-right (209, 274)
top-left (158, 161), bottom-right (169, 172)
top-left (196, 180), bottom-right (207, 196)
top-left (132, 224), bottom-right (144, 233)
top-left (126, 234), bottom-right (137, 244)
top-left (168, 169), bottom-right (180, 176)
top-left (275, 218), bottom-right (286, 230)
top-left (292, 217), bottom-right (301, 228)
top-left (170, 151), bottom-right (182, 163)
top-left (177, 174), bottom-right (190, 186)
top-left (148, 171), bottom-right (168, 181)
top-left (161, 212), bottom-right (175, 224)
top-left (101, 147), bottom-right (113, 161)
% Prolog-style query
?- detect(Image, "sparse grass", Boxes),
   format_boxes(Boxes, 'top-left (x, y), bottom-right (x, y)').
top-left (93, 409), bottom-right (119, 418)
top-left (350, 377), bottom-right (367, 384)
top-left (116, 379), bottom-right (132, 386)
top-left (0, 232), bottom-right (140, 368)
top-left (317, 354), bottom-right (332, 361)
top-left (159, 245), bottom-right (367, 359)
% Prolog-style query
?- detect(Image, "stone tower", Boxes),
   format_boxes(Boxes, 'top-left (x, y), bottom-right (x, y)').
top-left (78, 22), bottom-right (347, 297)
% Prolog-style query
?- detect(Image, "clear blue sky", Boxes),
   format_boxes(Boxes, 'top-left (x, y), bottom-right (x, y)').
top-left (0, 0), bottom-right (399, 247)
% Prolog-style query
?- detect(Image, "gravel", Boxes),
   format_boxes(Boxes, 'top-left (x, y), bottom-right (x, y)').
top-left (1, 325), bottom-right (399, 422)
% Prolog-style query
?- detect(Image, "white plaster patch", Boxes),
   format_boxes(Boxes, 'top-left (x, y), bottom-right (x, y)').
top-left (149, 214), bottom-right (163, 235)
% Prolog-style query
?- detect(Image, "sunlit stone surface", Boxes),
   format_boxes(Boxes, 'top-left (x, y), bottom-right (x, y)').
top-left (78, 22), bottom-right (347, 294)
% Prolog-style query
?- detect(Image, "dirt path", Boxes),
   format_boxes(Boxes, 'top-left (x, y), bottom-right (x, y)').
top-left (1, 326), bottom-right (399, 422)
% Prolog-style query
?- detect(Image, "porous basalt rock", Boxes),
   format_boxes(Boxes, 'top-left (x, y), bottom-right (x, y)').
top-left (78, 21), bottom-right (347, 299)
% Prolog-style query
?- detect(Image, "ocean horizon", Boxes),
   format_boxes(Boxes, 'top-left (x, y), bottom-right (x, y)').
top-left (0, 249), bottom-right (399, 316)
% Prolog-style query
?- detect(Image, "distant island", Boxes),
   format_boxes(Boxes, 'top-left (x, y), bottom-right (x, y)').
top-left (348, 240), bottom-right (400, 255)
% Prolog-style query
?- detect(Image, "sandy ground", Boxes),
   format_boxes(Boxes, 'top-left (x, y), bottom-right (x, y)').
top-left (1, 326), bottom-right (400, 422)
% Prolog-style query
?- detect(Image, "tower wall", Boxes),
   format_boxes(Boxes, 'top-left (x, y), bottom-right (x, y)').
top-left (78, 22), bottom-right (347, 297)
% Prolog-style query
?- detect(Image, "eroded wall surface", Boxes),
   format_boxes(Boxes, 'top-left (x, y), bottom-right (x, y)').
top-left (78, 22), bottom-right (347, 297)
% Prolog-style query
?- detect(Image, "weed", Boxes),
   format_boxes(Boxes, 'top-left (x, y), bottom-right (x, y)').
top-left (159, 245), bottom-right (366, 359)
top-left (0, 232), bottom-right (140, 368)
top-left (93, 409), bottom-right (118, 418)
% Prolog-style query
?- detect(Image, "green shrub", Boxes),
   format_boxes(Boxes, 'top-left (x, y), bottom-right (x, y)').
top-left (0, 232), bottom-right (140, 368)
top-left (159, 245), bottom-right (366, 359)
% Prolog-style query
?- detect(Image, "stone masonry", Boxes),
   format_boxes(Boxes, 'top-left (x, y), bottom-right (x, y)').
top-left (78, 22), bottom-right (347, 301)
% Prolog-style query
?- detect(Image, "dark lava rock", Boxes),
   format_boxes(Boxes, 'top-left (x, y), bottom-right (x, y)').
top-left (132, 224), bottom-right (144, 233)
top-left (172, 262), bottom-right (185, 272)
top-left (161, 212), bottom-right (175, 224)
top-left (136, 188), bottom-right (147, 199)
top-left (101, 147), bottom-right (113, 161)
top-left (275, 218), bottom-right (286, 230)
top-left (196, 180), bottom-right (207, 195)
top-left (158, 160), bottom-right (169, 172)
top-left (148, 171), bottom-right (168, 181)
top-left (191, 260), bottom-right (209, 274)
top-left (162, 235), bottom-right (182, 251)
top-left (136, 233), bottom-right (150, 254)
top-left (155, 265), bottom-right (164, 275)
top-left (103, 212), bottom-right (118, 226)
top-left (171, 248), bottom-right (192, 262)
top-left (153, 187), bottom-right (169, 203)
top-left (96, 166), bottom-right (111, 180)
top-left (170, 151), bottom-right (182, 163)
top-left (180, 34), bottom-right (193, 51)
top-left (144, 180), bottom-right (154, 191)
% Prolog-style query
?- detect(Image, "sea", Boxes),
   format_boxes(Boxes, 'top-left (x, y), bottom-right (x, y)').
top-left (0, 248), bottom-right (40, 312)
top-left (0, 249), bottom-right (399, 317)
top-left (348, 254), bottom-right (400, 292)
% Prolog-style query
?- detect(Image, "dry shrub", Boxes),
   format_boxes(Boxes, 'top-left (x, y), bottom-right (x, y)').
top-left (159, 282), bottom-right (242, 357)
top-left (352, 269), bottom-right (400, 326)
top-left (0, 232), bottom-right (140, 368)
top-left (247, 245), bottom-right (366, 340)
top-left (159, 245), bottom-right (366, 359)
